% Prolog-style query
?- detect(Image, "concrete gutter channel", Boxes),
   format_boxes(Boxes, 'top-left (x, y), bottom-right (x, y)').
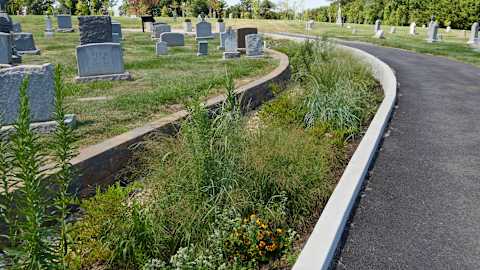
top-left (66, 32), bottom-right (397, 268)
top-left (264, 32), bottom-right (398, 270)
top-left (69, 48), bottom-right (290, 197)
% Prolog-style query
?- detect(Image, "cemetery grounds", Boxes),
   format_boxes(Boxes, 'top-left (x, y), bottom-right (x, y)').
top-left (11, 15), bottom-right (277, 147)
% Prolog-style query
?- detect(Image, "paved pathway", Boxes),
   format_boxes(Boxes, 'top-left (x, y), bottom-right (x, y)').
top-left (333, 42), bottom-right (480, 269)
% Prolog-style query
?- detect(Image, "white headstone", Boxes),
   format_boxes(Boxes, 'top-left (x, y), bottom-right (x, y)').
top-left (446, 26), bottom-right (451, 33)
top-left (468, 22), bottom-right (479, 44)
top-left (390, 26), bottom-right (396, 34)
top-left (427, 22), bottom-right (439, 43)
top-left (336, 4), bottom-right (342, 25)
top-left (409, 22), bottom-right (417, 35)
top-left (374, 30), bottom-right (385, 39)
top-left (374, 19), bottom-right (381, 34)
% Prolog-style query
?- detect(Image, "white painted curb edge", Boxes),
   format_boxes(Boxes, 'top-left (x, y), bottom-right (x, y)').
top-left (264, 33), bottom-right (398, 270)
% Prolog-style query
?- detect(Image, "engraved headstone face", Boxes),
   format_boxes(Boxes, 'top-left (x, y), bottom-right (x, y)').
top-left (57, 15), bottom-right (73, 30)
top-left (0, 32), bottom-right (12, 64)
top-left (111, 21), bottom-right (122, 40)
top-left (468, 22), bottom-right (479, 44)
top-left (14, 32), bottom-right (39, 54)
top-left (152, 24), bottom-right (171, 38)
top-left (197, 41), bottom-right (208, 56)
top-left (76, 43), bottom-right (125, 77)
top-left (374, 19), bottom-right (381, 33)
top-left (245, 34), bottom-right (263, 57)
top-left (160, 32), bottom-right (184, 46)
top-left (78, 16), bottom-right (113, 45)
top-left (237, 27), bottom-right (257, 49)
top-left (0, 64), bottom-right (55, 125)
top-left (427, 22), bottom-right (439, 43)
top-left (224, 27), bottom-right (237, 52)
top-left (156, 41), bottom-right (167, 55)
top-left (196, 21), bottom-right (212, 39)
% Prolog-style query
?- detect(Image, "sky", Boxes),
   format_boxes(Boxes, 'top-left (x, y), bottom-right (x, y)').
top-left (225, 0), bottom-right (329, 9)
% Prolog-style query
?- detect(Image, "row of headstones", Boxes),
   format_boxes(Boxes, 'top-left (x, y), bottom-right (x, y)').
top-left (369, 18), bottom-right (479, 44)
top-left (0, 10), bottom-right (40, 65)
top-left (153, 22), bottom-right (263, 60)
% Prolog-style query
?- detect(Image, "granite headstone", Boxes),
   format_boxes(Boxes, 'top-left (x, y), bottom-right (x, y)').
top-left (196, 21), bottom-right (213, 39)
top-left (223, 27), bottom-right (240, 59)
top-left (245, 34), bottom-right (263, 57)
top-left (156, 41), bottom-right (168, 55)
top-left (78, 16), bottom-right (113, 45)
top-left (427, 22), bottom-right (439, 43)
top-left (76, 43), bottom-right (131, 82)
top-left (14, 32), bottom-right (40, 54)
top-left (468, 22), bottom-right (479, 44)
top-left (0, 64), bottom-right (54, 125)
top-left (197, 40), bottom-right (208, 56)
top-left (56, 15), bottom-right (74, 32)
top-left (374, 19), bottom-right (381, 34)
top-left (237, 27), bottom-right (257, 49)
top-left (152, 24), bottom-right (171, 38)
top-left (0, 32), bottom-right (11, 64)
top-left (160, 32), bottom-right (184, 46)
top-left (111, 20), bottom-right (122, 40)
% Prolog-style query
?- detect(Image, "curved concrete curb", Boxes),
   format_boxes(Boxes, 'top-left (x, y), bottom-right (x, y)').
top-left (70, 48), bottom-right (290, 197)
top-left (265, 32), bottom-right (397, 270)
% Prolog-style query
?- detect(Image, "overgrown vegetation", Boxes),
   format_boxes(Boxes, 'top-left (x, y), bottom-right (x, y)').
top-left (0, 65), bottom-right (77, 269)
top-left (69, 39), bottom-right (382, 269)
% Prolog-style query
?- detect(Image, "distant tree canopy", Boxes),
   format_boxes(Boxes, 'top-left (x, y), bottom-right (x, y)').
top-left (310, 0), bottom-right (480, 30)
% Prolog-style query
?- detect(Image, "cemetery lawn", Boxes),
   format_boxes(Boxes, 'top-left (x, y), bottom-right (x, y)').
top-left (12, 16), bottom-right (278, 147)
top-left (68, 39), bottom-right (383, 269)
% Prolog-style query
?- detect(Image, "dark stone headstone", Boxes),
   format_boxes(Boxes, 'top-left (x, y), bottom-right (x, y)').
top-left (78, 16), bottom-right (112, 45)
top-left (237, 27), bottom-right (257, 49)
top-left (0, 12), bottom-right (13, 33)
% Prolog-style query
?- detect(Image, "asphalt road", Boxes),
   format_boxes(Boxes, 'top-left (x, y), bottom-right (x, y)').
top-left (333, 42), bottom-right (480, 269)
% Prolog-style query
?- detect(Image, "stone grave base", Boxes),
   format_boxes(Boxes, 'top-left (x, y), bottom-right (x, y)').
top-left (75, 72), bottom-right (132, 83)
top-left (195, 36), bottom-right (214, 41)
top-left (0, 114), bottom-right (76, 135)
top-left (223, 52), bottom-right (240, 59)
top-left (56, 28), bottom-right (75, 33)
top-left (17, 49), bottom-right (41, 55)
top-left (427, 38), bottom-right (439, 43)
top-left (246, 54), bottom-right (265, 59)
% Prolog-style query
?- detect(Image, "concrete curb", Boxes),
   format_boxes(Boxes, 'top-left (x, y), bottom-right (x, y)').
top-left (264, 32), bottom-right (398, 270)
top-left (70, 48), bottom-right (290, 197)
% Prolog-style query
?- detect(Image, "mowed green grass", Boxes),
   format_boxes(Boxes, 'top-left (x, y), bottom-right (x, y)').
top-left (11, 16), bottom-right (277, 147)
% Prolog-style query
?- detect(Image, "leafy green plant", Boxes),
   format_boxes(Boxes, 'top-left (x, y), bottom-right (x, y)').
top-left (0, 65), bottom-right (77, 269)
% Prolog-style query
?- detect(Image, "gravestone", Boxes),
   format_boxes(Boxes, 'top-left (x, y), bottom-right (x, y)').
top-left (223, 27), bottom-right (240, 59)
top-left (409, 22), bottom-right (417, 35)
top-left (217, 21), bottom-right (225, 33)
top-left (112, 33), bottom-right (120, 43)
top-left (152, 23), bottom-right (171, 38)
top-left (0, 64), bottom-right (54, 125)
top-left (56, 15), bottom-right (74, 32)
top-left (374, 19), bottom-right (381, 34)
top-left (45, 15), bottom-right (53, 32)
top-left (145, 22), bottom-right (153, 32)
top-left (336, 4), bottom-right (342, 25)
top-left (446, 26), bottom-right (451, 33)
top-left (196, 21), bottom-right (213, 40)
top-left (197, 40), bottom-right (208, 56)
top-left (237, 27), bottom-right (257, 49)
top-left (111, 20), bottom-right (122, 40)
top-left (427, 22), bottom-right (439, 43)
top-left (245, 34), bottom-right (263, 57)
top-left (14, 33), bottom-right (40, 54)
top-left (160, 32), bottom-right (184, 46)
top-left (0, 32), bottom-right (11, 64)
top-left (468, 22), bottom-right (479, 44)
top-left (219, 31), bottom-right (227, 50)
top-left (76, 43), bottom-right (131, 82)
top-left (306, 20), bottom-right (314, 31)
top-left (390, 26), bottom-right (396, 34)
top-left (183, 20), bottom-right (192, 32)
top-left (141, 15), bottom-right (155, 32)
top-left (78, 16), bottom-right (112, 45)
top-left (12, 22), bottom-right (21, 32)
top-left (0, 11), bottom-right (13, 33)
top-left (374, 29), bottom-right (384, 39)
top-left (156, 41), bottom-right (167, 55)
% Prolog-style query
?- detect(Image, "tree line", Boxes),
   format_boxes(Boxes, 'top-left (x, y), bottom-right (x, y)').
top-left (310, 0), bottom-right (480, 30)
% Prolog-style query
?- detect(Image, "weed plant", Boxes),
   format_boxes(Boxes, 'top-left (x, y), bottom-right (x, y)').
top-left (0, 65), bottom-right (77, 269)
